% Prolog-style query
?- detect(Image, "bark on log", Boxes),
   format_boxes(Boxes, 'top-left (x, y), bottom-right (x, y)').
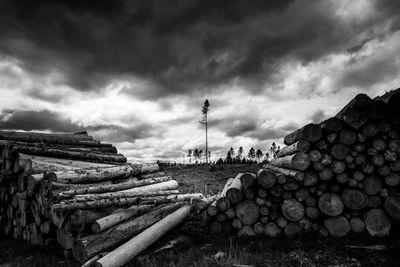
top-left (53, 177), bottom-right (173, 199)
top-left (269, 152), bottom-right (310, 171)
top-left (225, 174), bottom-right (244, 204)
top-left (12, 146), bottom-right (127, 164)
top-left (284, 123), bottom-right (322, 145)
top-left (95, 204), bottom-right (192, 267)
top-left (52, 193), bottom-right (201, 211)
top-left (320, 117), bottom-right (344, 132)
top-left (264, 165), bottom-right (305, 182)
top-left (73, 190), bottom-right (179, 202)
top-left (277, 140), bottom-right (310, 158)
top-left (73, 203), bottom-right (183, 263)
top-left (120, 180), bottom-right (179, 194)
top-left (91, 204), bottom-right (154, 233)
top-left (48, 165), bottom-right (134, 184)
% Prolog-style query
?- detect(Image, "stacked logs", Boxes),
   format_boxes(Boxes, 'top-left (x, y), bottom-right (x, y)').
top-left (206, 89), bottom-right (400, 238)
top-left (0, 131), bottom-right (206, 267)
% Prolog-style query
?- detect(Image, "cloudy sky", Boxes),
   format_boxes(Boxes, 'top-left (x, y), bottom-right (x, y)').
top-left (0, 0), bottom-right (400, 163)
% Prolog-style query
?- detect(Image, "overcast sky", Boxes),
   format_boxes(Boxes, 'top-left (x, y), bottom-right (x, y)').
top-left (0, 0), bottom-right (400, 163)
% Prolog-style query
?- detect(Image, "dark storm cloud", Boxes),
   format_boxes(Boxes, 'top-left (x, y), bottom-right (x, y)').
top-left (209, 114), bottom-right (297, 141)
top-left (87, 123), bottom-right (163, 143)
top-left (0, 109), bottom-right (84, 132)
top-left (0, 109), bottom-right (161, 143)
top-left (3, 0), bottom-right (399, 99)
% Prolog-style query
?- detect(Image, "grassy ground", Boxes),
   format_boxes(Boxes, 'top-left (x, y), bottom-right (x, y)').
top-left (1, 164), bottom-right (400, 267)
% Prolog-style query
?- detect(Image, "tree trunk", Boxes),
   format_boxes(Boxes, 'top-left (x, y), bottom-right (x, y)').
top-left (73, 190), bottom-right (180, 202)
top-left (94, 204), bottom-right (192, 267)
top-left (73, 203), bottom-right (183, 263)
top-left (53, 176), bottom-right (172, 199)
top-left (12, 146), bottom-right (127, 164)
top-left (264, 164), bottom-right (305, 182)
top-left (225, 174), bottom-right (243, 204)
top-left (91, 204), bottom-right (154, 233)
top-left (48, 165), bottom-right (134, 184)
top-left (269, 152), bottom-right (310, 171)
top-left (283, 123), bottom-right (322, 145)
top-left (277, 140), bottom-right (310, 158)
top-left (52, 193), bottom-right (202, 211)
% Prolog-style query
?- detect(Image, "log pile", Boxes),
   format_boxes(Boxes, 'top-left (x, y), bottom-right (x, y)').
top-left (206, 89), bottom-right (400, 238)
top-left (0, 131), bottom-right (206, 266)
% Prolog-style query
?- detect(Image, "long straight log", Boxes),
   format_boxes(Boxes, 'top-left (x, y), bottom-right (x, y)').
top-left (52, 193), bottom-right (202, 211)
top-left (91, 204), bottom-right (155, 233)
top-left (269, 152), bottom-right (310, 171)
top-left (12, 146), bottom-right (127, 164)
top-left (95, 204), bottom-right (192, 267)
top-left (73, 203), bottom-right (183, 263)
top-left (53, 177), bottom-right (172, 199)
top-left (264, 164), bottom-right (304, 182)
top-left (277, 140), bottom-right (310, 158)
top-left (73, 190), bottom-right (180, 202)
top-left (284, 123), bottom-right (322, 145)
top-left (48, 165), bottom-right (133, 184)
top-left (120, 180), bottom-right (178, 194)
top-left (19, 153), bottom-right (117, 174)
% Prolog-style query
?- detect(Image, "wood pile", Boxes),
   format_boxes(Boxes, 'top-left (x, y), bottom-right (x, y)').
top-left (206, 89), bottom-right (400, 238)
top-left (0, 131), bottom-right (206, 266)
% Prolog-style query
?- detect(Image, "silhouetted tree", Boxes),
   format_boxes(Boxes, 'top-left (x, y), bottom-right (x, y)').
top-left (256, 149), bottom-right (263, 162)
top-left (199, 99), bottom-right (210, 163)
top-left (248, 147), bottom-right (256, 160)
top-left (187, 149), bottom-right (192, 164)
top-left (193, 148), bottom-right (199, 163)
top-left (226, 151), bottom-right (233, 164)
top-left (237, 146), bottom-right (244, 161)
top-left (269, 142), bottom-right (281, 159)
top-left (242, 157), bottom-right (247, 164)
top-left (216, 158), bottom-right (224, 164)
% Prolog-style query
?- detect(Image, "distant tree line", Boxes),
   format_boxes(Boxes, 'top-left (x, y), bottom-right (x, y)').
top-left (185, 142), bottom-right (281, 165)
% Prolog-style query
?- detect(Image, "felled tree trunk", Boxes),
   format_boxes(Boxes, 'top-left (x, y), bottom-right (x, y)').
top-left (95, 204), bottom-right (192, 267)
top-left (72, 203), bottom-right (182, 263)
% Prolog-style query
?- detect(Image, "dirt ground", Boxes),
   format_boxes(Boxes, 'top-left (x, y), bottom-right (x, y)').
top-left (1, 164), bottom-right (400, 267)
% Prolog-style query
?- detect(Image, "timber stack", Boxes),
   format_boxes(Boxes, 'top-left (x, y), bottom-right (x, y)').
top-left (206, 89), bottom-right (400, 238)
top-left (0, 131), bottom-right (207, 266)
